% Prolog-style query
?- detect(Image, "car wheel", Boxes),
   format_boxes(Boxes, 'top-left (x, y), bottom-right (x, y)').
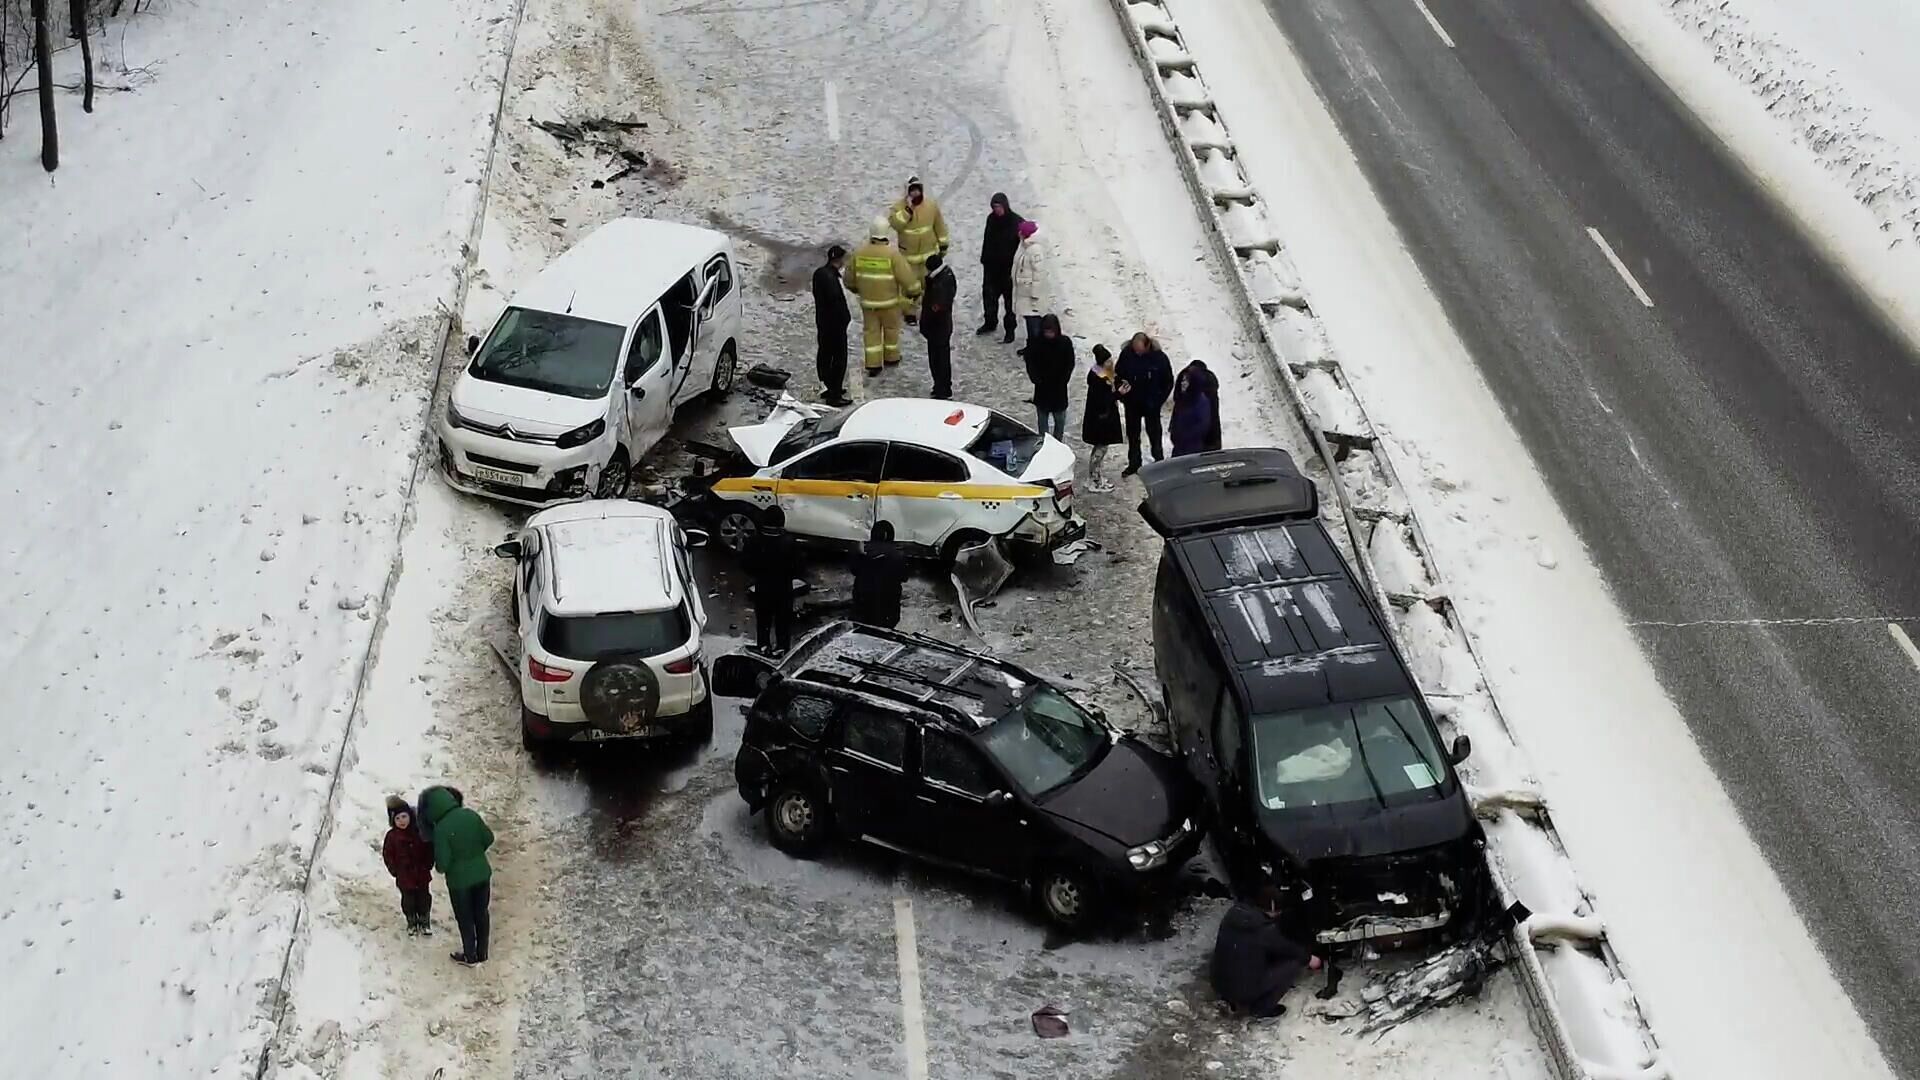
top-left (940, 528), bottom-right (990, 567)
top-left (709, 342), bottom-right (738, 397)
top-left (715, 506), bottom-right (759, 554)
top-left (1036, 863), bottom-right (1100, 933)
top-left (685, 693), bottom-right (715, 746)
top-left (520, 707), bottom-right (552, 758)
top-left (596, 450), bottom-right (632, 499)
top-left (766, 783), bottom-right (830, 857)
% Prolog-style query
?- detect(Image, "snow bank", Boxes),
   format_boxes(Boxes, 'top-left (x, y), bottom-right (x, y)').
top-left (0, 0), bottom-right (513, 1074)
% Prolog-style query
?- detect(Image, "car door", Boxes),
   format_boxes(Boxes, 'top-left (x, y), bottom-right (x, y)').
top-left (621, 307), bottom-right (674, 459)
top-left (671, 526), bottom-right (707, 632)
top-left (776, 440), bottom-right (884, 543)
top-left (677, 272), bottom-right (722, 407)
top-left (877, 442), bottom-right (972, 549)
top-left (912, 728), bottom-right (1032, 877)
top-left (1210, 685), bottom-right (1259, 863)
top-left (828, 704), bottom-right (918, 844)
top-left (696, 253), bottom-right (737, 388)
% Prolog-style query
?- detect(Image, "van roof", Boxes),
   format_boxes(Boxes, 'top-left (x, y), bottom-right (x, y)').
top-left (531, 500), bottom-right (684, 616)
top-left (511, 218), bottom-right (730, 328)
top-left (1139, 448), bottom-right (1317, 537)
top-left (1170, 519), bottom-right (1414, 715)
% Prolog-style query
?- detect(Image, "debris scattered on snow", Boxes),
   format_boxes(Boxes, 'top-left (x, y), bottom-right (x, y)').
top-left (1031, 1004), bottom-right (1070, 1038)
top-left (1050, 538), bottom-right (1102, 565)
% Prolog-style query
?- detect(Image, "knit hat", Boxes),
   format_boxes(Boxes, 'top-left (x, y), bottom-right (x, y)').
top-left (926, 252), bottom-right (944, 273)
top-left (827, 243), bottom-right (846, 261)
top-left (385, 795), bottom-right (412, 825)
top-left (1017, 220), bottom-right (1038, 239)
top-left (1092, 343), bottom-right (1112, 366)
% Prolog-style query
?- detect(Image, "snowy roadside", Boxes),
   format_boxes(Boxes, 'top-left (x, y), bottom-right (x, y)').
top-left (1149, 1), bottom-right (1894, 1079)
top-left (0, 0), bottom-right (515, 1075)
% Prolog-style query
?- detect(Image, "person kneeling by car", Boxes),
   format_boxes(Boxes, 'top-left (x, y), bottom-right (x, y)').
top-left (1210, 886), bottom-right (1325, 1018)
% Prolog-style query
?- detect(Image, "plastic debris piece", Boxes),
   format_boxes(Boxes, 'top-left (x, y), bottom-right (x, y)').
top-left (1031, 1004), bottom-right (1069, 1038)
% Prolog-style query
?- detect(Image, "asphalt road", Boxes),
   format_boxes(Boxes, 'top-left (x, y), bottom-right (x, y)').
top-left (1259, 0), bottom-right (1920, 1071)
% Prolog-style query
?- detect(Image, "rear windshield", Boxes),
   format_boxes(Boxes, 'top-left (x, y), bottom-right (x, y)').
top-left (539, 605), bottom-right (691, 660)
top-left (769, 406), bottom-right (854, 465)
top-left (966, 411), bottom-right (1044, 478)
top-left (470, 307), bottom-right (624, 400)
top-left (1250, 696), bottom-right (1450, 811)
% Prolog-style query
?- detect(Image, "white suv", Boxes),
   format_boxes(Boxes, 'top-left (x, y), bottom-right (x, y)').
top-left (492, 500), bottom-right (713, 750)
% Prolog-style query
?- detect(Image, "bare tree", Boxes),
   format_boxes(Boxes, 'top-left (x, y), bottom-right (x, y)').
top-left (31, 0), bottom-right (55, 169)
top-left (67, 0), bottom-right (89, 112)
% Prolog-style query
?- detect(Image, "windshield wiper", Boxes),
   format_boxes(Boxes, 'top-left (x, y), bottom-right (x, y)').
top-left (1347, 708), bottom-right (1388, 809)
top-left (1379, 702), bottom-right (1442, 791)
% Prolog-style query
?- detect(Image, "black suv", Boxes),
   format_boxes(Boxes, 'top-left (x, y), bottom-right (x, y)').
top-left (1139, 449), bottom-right (1486, 945)
top-left (714, 622), bottom-right (1205, 931)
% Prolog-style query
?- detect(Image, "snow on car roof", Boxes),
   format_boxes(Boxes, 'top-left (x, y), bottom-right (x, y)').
top-left (839, 398), bottom-right (991, 449)
top-left (533, 502), bottom-right (683, 616)
top-left (511, 218), bottom-right (728, 328)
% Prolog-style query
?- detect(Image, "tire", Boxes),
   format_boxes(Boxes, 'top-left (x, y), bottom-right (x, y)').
top-left (715, 505), bottom-right (760, 554)
top-left (940, 528), bottom-right (990, 568)
top-left (596, 450), bottom-right (631, 499)
top-left (708, 342), bottom-right (739, 397)
top-left (766, 782), bottom-right (830, 857)
top-left (685, 693), bottom-right (715, 745)
top-left (520, 706), bottom-right (550, 757)
top-left (1035, 863), bottom-right (1100, 933)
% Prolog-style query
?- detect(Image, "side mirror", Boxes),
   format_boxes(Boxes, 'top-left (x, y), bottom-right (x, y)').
top-left (466, 334), bottom-right (481, 357)
top-left (683, 528), bottom-right (710, 549)
top-left (1448, 735), bottom-right (1472, 765)
top-left (492, 538), bottom-right (523, 560)
top-left (713, 651), bottom-right (777, 698)
top-left (987, 790), bottom-right (1015, 807)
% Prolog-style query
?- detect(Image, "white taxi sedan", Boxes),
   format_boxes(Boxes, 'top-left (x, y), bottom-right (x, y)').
top-left (707, 397), bottom-right (1087, 559)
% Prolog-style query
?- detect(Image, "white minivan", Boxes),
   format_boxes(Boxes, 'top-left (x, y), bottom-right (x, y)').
top-left (440, 218), bottom-right (744, 506)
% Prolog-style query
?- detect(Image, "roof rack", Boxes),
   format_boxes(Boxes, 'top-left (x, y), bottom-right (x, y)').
top-left (842, 642), bottom-right (988, 705)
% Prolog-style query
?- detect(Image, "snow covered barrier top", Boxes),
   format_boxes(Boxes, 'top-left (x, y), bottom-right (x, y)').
top-left (1102, 2), bottom-right (1670, 1078)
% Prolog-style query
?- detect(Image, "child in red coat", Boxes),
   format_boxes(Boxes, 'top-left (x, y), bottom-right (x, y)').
top-left (382, 795), bottom-right (435, 935)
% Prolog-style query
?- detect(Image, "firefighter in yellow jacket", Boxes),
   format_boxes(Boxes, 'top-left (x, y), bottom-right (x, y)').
top-left (889, 175), bottom-right (949, 320)
top-left (844, 217), bottom-right (920, 372)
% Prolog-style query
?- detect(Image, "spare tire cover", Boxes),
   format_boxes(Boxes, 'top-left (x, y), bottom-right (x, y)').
top-left (580, 656), bottom-right (662, 734)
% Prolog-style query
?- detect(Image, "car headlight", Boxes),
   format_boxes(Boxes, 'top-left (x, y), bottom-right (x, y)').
top-left (445, 400), bottom-right (470, 430)
top-left (555, 417), bottom-right (607, 449)
top-left (1127, 840), bottom-right (1168, 872)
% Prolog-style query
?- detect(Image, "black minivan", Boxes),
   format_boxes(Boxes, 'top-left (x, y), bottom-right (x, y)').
top-left (1139, 449), bottom-right (1485, 945)
top-left (714, 622), bottom-right (1206, 931)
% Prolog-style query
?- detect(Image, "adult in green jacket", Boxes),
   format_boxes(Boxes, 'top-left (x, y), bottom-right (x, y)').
top-left (418, 785), bottom-right (494, 965)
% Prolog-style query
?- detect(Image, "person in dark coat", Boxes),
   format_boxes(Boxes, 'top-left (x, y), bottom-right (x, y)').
top-left (919, 253), bottom-right (958, 399)
top-left (1210, 890), bottom-right (1323, 1018)
top-left (1024, 313), bottom-right (1075, 439)
top-left (851, 521), bottom-right (908, 628)
top-left (813, 245), bottom-right (853, 406)
top-left (418, 785), bottom-right (494, 965)
top-left (976, 192), bottom-right (1025, 338)
top-left (1081, 344), bottom-right (1123, 491)
top-left (382, 796), bottom-right (435, 935)
top-left (1169, 359), bottom-right (1221, 457)
top-left (745, 508), bottom-right (798, 655)
top-left (1115, 331), bottom-right (1174, 475)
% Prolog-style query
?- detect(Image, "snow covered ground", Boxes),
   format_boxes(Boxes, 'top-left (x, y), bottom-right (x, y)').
top-left (1164, 1), bottom-right (1894, 1078)
top-left (0, 0), bottom-right (514, 1074)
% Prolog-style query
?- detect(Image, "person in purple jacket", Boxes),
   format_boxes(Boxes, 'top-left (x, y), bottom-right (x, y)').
top-left (1169, 359), bottom-right (1222, 457)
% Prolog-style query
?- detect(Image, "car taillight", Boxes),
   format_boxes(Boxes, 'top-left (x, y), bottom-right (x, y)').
top-left (663, 655), bottom-right (698, 675)
top-left (1056, 479), bottom-right (1074, 500)
top-left (528, 657), bottom-right (572, 683)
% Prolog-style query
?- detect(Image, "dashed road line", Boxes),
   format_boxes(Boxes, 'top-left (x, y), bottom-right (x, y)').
top-left (1411, 0), bottom-right (1456, 48)
top-left (824, 80), bottom-right (841, 142)
top-left (1586, 226), bottom-right (1655, 308)
top-left (893, 897), bottom-right (930, 1080)
top-left (1888, 622), bottom-right (1920, 673)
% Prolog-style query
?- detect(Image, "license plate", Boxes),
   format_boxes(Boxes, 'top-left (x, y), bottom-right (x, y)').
top-left (470, 464), bottom-right (526, 486)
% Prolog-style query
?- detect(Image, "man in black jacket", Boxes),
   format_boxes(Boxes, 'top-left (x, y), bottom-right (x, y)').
top-left (920, 253), bottom-right (958, 399)
top-left (1024, 313), bottom-right (1075, 439)
top-left (976, 192), bottom-right (1024, 338)
top-left (851, 522), bottom-right (908, 628)
top-left (812, 245), bottom-right (853, 406)
top-left (1115, 332), bottom-right (1173, 475)
top-left (745, 509), bottom-right (799, 656)
top-left (1210, 889), bottom-right (1323, 1018)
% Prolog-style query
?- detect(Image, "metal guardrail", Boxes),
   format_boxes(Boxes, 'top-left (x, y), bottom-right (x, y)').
top-left (1099, 2), bottom-right (1669, 1077)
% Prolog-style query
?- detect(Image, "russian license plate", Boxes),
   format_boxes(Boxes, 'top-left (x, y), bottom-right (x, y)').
top-left (470, 464), bottom-right (525, 486)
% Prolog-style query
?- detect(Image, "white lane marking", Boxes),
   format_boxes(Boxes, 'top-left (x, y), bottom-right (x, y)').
top-left (1411, 0), bottom-right (1456, 48)
top-left (1586, 227), bottom-right (1655, 308)
top-left (1888, 623), bottom-right (1920, 672)
top-left (824, 80), bottom-right (841, 143)
top-left (893, 898), bottom-right (930, 1080)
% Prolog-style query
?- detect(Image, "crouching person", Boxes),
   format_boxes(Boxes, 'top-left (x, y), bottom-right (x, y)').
top-left (1210, 886), bottom-right (1324, 1018)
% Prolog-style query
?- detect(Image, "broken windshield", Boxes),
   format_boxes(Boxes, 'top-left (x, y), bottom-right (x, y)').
top-left (469, 307), bottom-right (624, 399)
top-left (1249, 696), bottom-right (1449, 811)
top-left (966, 410), bottom-right (1045, 478)
top-left (768, 405), bottom-right (853, 465)
top-left (978, 686), bottom-right (1108, 796)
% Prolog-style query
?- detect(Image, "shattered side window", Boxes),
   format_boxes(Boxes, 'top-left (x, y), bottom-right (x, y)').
top-left (783, 695), bottom-right (837, 740)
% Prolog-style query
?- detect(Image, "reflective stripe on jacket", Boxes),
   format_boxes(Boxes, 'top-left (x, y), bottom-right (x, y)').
top-left (843, 240), bottom-right (919, 310)
top-left (889, 198), bottom-right (950, 265)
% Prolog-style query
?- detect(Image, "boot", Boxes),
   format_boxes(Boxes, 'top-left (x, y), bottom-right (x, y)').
top-left (975, 322), bottom-right (996, 336)
top-left (1001, 327), bottom-right (1016, 344)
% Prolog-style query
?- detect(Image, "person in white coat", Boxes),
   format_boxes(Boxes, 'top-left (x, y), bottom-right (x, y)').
top-left (1009, 219), bottom-right (1043, 347)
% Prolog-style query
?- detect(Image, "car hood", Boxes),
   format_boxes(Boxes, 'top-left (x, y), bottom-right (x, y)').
top-left (453, 375), bottom-right (605, 433)
top-left (1255, 790), bottom-right (1475, 864)
top-left (1038, 737), bottom-right (1194, 847)
top-left (727, 394), bottom-right (827, 467)
top-left (1019, 433), bottom-right (1076, 485)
